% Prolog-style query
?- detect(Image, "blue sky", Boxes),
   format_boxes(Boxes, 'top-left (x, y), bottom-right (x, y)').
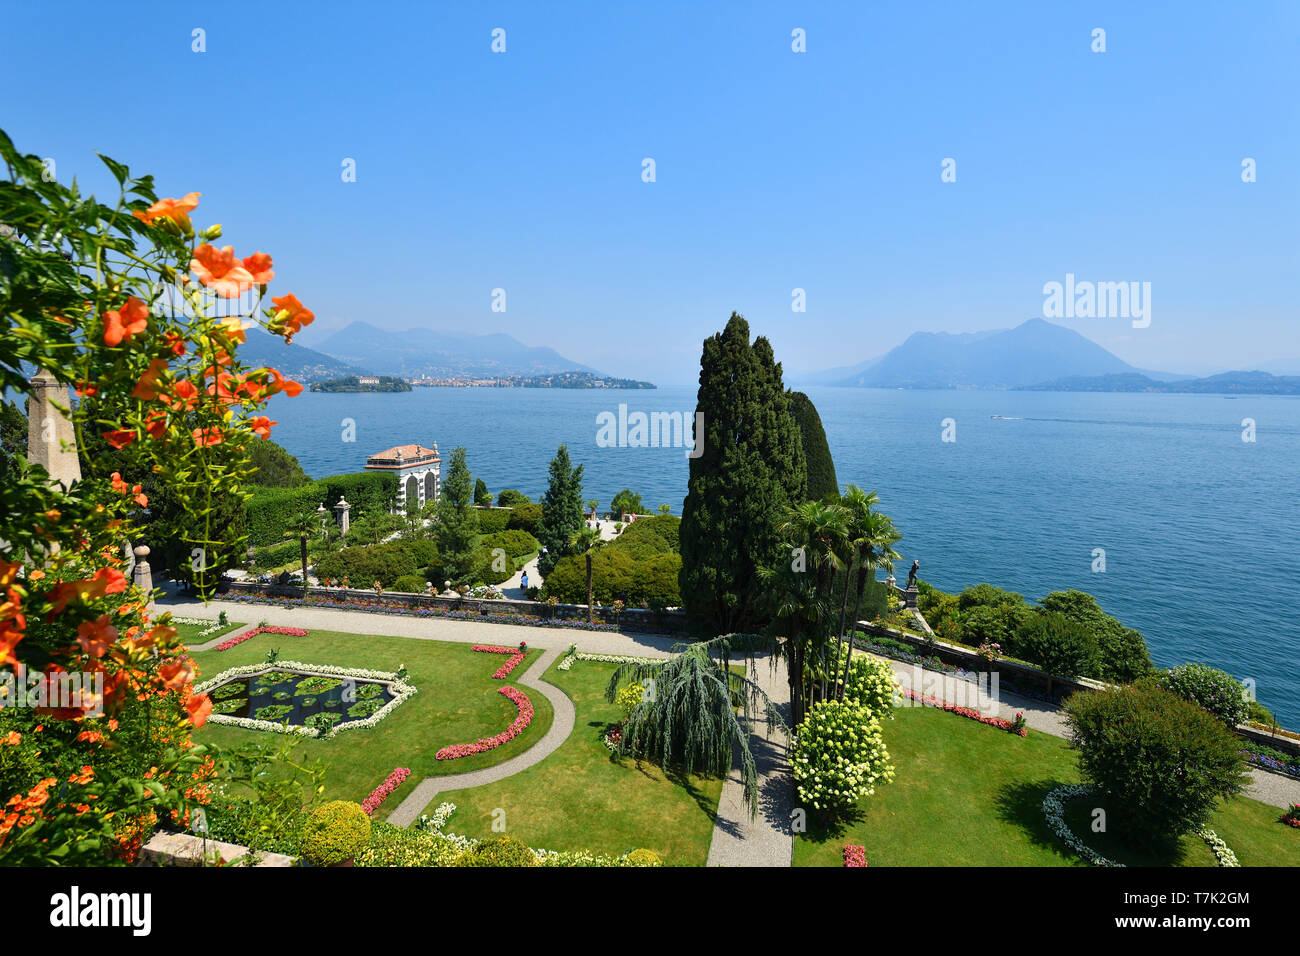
top-left (5, 1), bottom-right (1297, 384)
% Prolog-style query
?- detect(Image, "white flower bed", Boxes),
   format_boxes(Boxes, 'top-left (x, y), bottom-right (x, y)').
top-left (194, 660), bottom-right (417, 739)
top-left (558, 644), bottom-right (665, 671)
top-left (1042, 784), bottom-right (1239, 868)
top-left (171, 617), bottom-right (229, 639)
top-left (417, 801), bottom-right (458, 833)
top-left (1199, 828), bottom-right (1239, 867)
top-left (412, 801), bottom-right (653, 865)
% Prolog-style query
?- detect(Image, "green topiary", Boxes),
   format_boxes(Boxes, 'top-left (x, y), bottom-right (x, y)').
top-left (1015, 611), bottom-right (1100, 692)
top-left (1065, 683), bottom-right (1247, 845)
top-left (787, 389), bottom-right (839, 502)
top-left (392, 574), bottom-right (427, 593)
top-left (623, 848), bottom-right (662, 866)
top-left (453, 835), bottom-right (539, 867)
top-left (300, 800), bottom-right (372, 866)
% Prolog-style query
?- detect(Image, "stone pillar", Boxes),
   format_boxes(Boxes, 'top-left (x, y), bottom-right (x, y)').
top-left (26, 369), bottom-right (81, 490)
top-left (133, 546), bottom-right (154, 606)
top-left (334, 496), bottom-right (351, 535)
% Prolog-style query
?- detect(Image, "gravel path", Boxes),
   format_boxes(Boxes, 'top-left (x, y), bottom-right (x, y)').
top-left (707, 655), bottom-right (794, 867)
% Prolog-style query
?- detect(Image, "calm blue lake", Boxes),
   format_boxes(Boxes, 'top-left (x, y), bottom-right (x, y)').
top-left (267, 385), bottom-right (1300, 727)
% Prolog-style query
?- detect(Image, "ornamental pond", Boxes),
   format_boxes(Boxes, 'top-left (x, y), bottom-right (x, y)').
top-left (207, 668), bottom-right (396, 734)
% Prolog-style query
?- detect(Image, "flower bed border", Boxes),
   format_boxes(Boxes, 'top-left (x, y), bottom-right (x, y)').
top-left (362, 767), bottom-right (411, 816)
top-left (435, 686), bottom-right (534, 760)
top-left (843, 844), bottom-right (867, 867)
top-left (172, 617), bottom-right (236, 640)
top-left (473, 644), bottom-right (526, 679)
top-left (558, 644), bottom-right (664, 672)
top-left (193, 660), bottom-right (416, 739)
top-left (215, 624), bottom-right (309, 651)
top-left (1042, 784), bottom-right (1239, 867)
top-left (899, 688), bottom-right (1027, 737)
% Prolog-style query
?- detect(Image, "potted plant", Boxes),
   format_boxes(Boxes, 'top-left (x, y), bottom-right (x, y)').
top-left (300, 800), bottom-right (371, 867)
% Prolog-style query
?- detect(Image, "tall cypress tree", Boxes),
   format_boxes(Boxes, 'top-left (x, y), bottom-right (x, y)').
top-left (436, 446), bottom-right (480, 584)
top-left (679, 313), bottom-right (806, 633)
top-left (537, 444), bottom-right (585, 577)
top-left (787, 390), bottom-right (839, 502)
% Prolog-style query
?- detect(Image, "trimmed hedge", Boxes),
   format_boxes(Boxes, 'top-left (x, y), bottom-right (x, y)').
top-left (476, 508), bottom-right (512, 534)
top-left (507, 502), bottom-right (542, 536)
top-left (482, 529), bottom-right (539, 561)
top-left (545, 550), bottom-right (681, 607)
top-left (247, 471), bottom-right (396, 547)
top-left (315, 543), bottom-right (420, 588)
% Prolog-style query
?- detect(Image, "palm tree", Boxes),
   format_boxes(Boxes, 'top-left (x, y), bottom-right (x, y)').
top-left (282, 511), bottom-right (319, 596)
top-left (567, 526), bottom-right (602, 621)
top-left (586, 499), bottom-right (599, 521)
top-left (836, 493), bottom-right (902, 698)
top-left (764, 500), bottom-right (849, 722)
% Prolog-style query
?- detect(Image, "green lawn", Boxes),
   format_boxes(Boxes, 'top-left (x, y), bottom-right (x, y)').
top-left (191, 630), bottom-right (553, 820)
top-left (794, 705), bottom-right (1300, 867)
top-left (425, 659), bottom-right (724, 866)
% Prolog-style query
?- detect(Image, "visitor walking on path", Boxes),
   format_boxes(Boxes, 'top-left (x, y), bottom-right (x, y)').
top-left (521, 570), bottom-right (529, 591)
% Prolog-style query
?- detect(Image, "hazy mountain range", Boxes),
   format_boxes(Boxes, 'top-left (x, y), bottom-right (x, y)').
top-left (310, 321), bottom-right (601, 379)
top-left (797, 318), bottom-right (1190, 389)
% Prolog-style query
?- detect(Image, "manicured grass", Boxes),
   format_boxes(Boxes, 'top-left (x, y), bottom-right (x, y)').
top-left (172, 619), bottom-right (244, 644)
top-left (426, 659), bottom-right (723, 865)
top-left (794, 704), bottom-right (1300, 867)
top-left (191, 630), bottom-right (553, 820)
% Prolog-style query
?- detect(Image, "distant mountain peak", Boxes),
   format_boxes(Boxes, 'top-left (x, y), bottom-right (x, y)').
top-left (808, 318), bottom-right (1161, 390)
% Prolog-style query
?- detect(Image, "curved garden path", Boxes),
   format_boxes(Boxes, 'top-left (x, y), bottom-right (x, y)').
top-left (384, 645), bottom-right (576, 827)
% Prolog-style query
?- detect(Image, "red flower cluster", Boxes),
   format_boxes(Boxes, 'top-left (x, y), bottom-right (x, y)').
top-left (215, 624), bottom-right (310, 651)
top-left (472, 643), bottom-right (526, 679)
top-left (361, 767), bottom-right (411, 816)
top-left (901, 689), bottom-right (1027, 737)
top-left (1283, 803), bottom-right (1300, 829)
top-left (843, 844), bottom-right (868, 867)
top-left (435, 686), bottom-right (534, 760)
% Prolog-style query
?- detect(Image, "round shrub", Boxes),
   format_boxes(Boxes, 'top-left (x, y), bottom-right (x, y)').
top-left (506, 502), bottom-right (543, 536)
top-left (1154, 662), bottom-right (1250, 726)
top-left (623, 848), bottom-right (662, 867)
top-left (1038, 589), bottom-right (1152, 682)
top-left (482, 529), bottom-right (539, 560)
top-left (300, 801), bottom-right (372, 866)
top-left (791, 699), bottom-right (894, 813)
top-left (1065, 683), bottom-right (1247, 844)
top-left (1016, 611), bottom-right (1100, 688)
top-left (843, 655), bottom-right (900, 718)
top-left (453, 836), bottom-right (539, 867)
top-left (392, 574), bottom-right (427, 593)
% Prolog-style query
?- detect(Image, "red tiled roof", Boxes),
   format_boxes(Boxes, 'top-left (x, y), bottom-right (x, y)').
top-left (365, 444), bottom-right (440, 468)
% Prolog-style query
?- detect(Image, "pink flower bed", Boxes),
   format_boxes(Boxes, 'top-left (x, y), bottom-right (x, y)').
top-left (843, 845), bottom-right (867, 867)
top-left (901, 688), bottom-right (1027, 737)
top-left (435, 686), bottom-right (534, 760)
top-left (361, 767), bottom-right (411, 816)
top-left (472, 643), bottom-right (526, 679)
top-left (215, 624), bottom-right (310, 651)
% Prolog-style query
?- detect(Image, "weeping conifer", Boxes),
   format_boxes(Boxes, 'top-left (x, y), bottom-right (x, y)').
top-left (605, 639), bottom-right (781, 817)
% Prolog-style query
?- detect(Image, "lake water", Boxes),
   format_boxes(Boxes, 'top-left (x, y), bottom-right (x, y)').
top-left (267, 385), bottom-right (1300, 727)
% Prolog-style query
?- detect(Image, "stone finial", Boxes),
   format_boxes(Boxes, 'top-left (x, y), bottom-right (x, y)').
top-left (132, 545), bottom-right (153, 600)
top-left (26, 369), bottom-right (81, 490)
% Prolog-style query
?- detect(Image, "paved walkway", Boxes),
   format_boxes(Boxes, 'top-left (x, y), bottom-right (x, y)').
top-left (384, 645), bottom-right (577, 827)
top-left (707, 655), bottom-right (794, 867)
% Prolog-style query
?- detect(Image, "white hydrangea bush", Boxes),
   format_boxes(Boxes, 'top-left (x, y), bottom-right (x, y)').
top-left (791, 698), bottom-right (895, 811)
top-left (843, 654), bottom-right (901, 718)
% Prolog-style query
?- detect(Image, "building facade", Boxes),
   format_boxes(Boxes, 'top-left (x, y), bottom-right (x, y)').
top-left (364, 443), bottom-right (441, 513)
